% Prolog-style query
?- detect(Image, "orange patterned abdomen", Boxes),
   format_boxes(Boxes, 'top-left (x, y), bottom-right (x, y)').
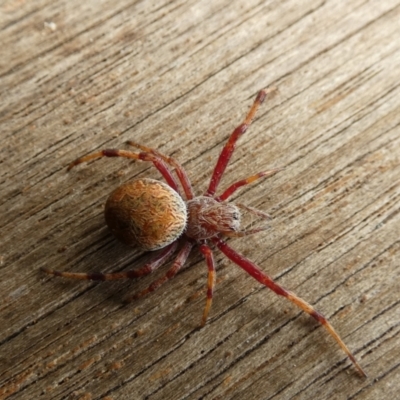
top-left (105, 178), bottom-right (187, 251)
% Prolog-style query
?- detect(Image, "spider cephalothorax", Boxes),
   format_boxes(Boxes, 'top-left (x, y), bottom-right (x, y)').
top-left (41, 88), bottom-right (366, 377)
top-left (186, 197), bottom-right (241, 239)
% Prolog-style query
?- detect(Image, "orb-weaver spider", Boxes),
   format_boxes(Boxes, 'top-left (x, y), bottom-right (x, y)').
top-left (42, 88), bottom-right (365, 377)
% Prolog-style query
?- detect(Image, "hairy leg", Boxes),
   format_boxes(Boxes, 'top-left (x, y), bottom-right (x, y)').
top-left (216, 168), bottom-right (284, 201)
top-left (127, 141), bottom-right (194, 200)
top-left (213, 237), bottom-right (366, 377)
top-left (206, 88), bottom-right (277, 196)
top-left (68, 148), bottom-right (180, 194)
top-left (199, 243), bottom-right (216, 326)
top-left (221, 227), bottom-right (268, 238)
top-left (124, 240), bottom-right (194, 303)
top-left (40, 242), bottom-right (178, 281)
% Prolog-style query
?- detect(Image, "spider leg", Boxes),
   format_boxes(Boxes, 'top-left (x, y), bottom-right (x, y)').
top-left (40, 242), bottom-right (178, 281)
top-left (127, 140), bottom-right (194, 200)
top-left (213, 237), bottom-right (367, 377)
top-left (124, 240), bottom-right (194, 303)
top-left (199, 243), bottom-right (216, 326)
top-left (68, 149), bottom-right (180, 194)
top-left (221, 227), bottom-right (267, 237)
top-left (220, 203), bottom-right (273, 238)
top-left (206, 87), bottom-right (277, 196)
top-left (235, 203), bottom-right (272, 221)
top-left (216, 168), bottom-right (284, 201)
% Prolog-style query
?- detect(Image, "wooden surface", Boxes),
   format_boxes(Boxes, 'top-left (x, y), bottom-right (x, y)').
top-left (1, 0), bottom-right (400, 399)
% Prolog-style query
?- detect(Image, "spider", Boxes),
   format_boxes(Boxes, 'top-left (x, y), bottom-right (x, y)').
top-left (41, 88), bottom-right (365, 377)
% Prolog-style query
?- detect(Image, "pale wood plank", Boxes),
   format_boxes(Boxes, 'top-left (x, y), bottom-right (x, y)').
top-left (1, 0), bottom-right (399, 399)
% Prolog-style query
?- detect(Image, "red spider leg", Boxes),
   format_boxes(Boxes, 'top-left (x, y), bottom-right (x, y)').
top-left (199, 243), bottom-right (216, 326)
top-left (127, 140), bottom-right (194, 200)
top-left (123, 240), bottom-right (194, 303)
top-left (40, 241), bottom-right (178, 281)
top-left (212, 237), bottom-right (367, 377)
top-left (68, 149), bottom-right (180, 194)
top-left (206, 87), bottom-right (277, 196)
top-left (216, 168), bottom-right (284, 202)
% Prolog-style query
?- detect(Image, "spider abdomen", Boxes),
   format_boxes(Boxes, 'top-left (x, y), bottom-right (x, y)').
top-left (186, 196), bottom-right (241, 240)
top-left (105, 178), bottom-right (187, 251)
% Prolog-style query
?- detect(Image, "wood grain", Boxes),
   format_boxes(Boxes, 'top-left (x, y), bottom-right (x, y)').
top-left (1, 0), bottom-right (399, 399)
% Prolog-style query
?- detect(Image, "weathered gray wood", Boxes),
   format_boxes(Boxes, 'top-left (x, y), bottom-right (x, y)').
top-left (1, 0), bottom-right (399, 399)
